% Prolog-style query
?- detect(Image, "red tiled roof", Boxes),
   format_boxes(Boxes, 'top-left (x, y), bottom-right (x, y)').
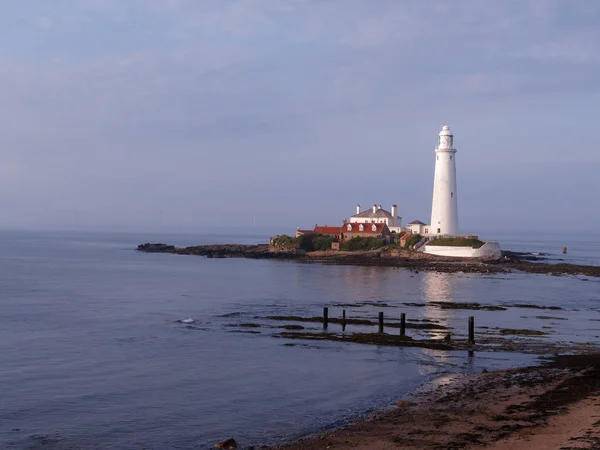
top-left (343, 222), bottom-right (388, 233)
top-left (313, 225), bottom-right (342, 235)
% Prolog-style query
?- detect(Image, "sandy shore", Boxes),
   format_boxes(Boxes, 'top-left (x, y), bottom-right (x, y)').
top-left (266, 355), bottom-right (600, 450)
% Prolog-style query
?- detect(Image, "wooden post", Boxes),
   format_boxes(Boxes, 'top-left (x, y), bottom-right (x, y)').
top-left (342, 310), bottom-right (346, 331)
top-left (468, 316), bottom-right (475, 344)
top-left (323, 307), bottom-right (329, 329)
top-left (400, 313), bottom-right (406, 337)
top-left (378, 311), bottom-right (384, 334)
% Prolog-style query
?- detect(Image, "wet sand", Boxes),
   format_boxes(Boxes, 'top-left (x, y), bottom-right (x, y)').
top-left (266, 355), bottom-right (600, 450)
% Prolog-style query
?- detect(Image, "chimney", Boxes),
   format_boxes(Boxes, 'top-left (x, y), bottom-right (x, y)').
top-left (356, 204), bottom-right (360, 215)
top-left (373, 204), bottom-right (377, 213)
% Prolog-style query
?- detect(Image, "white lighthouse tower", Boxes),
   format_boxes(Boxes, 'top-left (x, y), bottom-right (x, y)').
top-left (430, 125), bottom-right (458, 235)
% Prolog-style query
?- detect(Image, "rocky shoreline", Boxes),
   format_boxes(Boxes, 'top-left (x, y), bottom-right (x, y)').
top-left (136, 243), bottom-right (600, 278)
top-left (265, 354), bottom-right (600, 450)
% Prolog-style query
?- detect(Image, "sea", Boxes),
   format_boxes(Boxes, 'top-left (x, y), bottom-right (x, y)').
top-left (1, 229), bottom-right (600, 450)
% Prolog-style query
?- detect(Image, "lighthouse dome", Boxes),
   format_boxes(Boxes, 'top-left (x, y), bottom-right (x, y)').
top-left (439, 125), bottom-right (453, 136)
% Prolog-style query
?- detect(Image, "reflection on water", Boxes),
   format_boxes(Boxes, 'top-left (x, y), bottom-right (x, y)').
top-left (422, 271), bottom-right (455, 334)
top-left (422, 271), bottom-right (456, 303)
top-left (420, 272), bottom-right (457, 366)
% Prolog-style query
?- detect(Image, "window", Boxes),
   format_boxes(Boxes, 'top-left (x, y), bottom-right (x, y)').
top-left (371, 224), bottom-right (377, 231)
top-left (359, 224), bottom-right (364, 231)
top-left (451, 192), bottom-right (453, 198)
top-left (425, 228), bottom-right (429, 234)
top-left (437, 228), bottom-right (441, 234)
top-left (347, 224), bottom-right (352, 231)
top-left (450, 155), bottom-right (452, 160)
top-left (437, 156), bottom-right (439, 160)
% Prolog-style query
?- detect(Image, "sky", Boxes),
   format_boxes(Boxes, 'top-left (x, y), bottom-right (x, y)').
top-left (1, 0), bottom-right (599, 234)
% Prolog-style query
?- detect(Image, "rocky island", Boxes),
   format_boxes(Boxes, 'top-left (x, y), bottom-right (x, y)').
top-left (136, 242), bottom-right (600, 278)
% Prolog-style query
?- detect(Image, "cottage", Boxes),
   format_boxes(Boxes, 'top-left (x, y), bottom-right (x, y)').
top-left (350, 204), bottom-right (401, 228)
top-left (408, 220), bottom-right (429, 235)
top-left (312, 225), bottom-right (342, 239)
top-left (342, 221), bottom-right (391, 243)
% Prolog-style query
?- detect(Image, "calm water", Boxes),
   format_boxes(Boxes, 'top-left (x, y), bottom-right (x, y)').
top-left (1, 230), bottom-right (599, 450)
top-left (481, 229), bottom-right (600, 266)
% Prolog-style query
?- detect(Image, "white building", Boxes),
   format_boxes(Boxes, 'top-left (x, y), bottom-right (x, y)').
top-left (408, 220), bottom-right (429, 235)
top-left (430, 125), bottom-right (459, 236)
top-left (350, 204), bottom-right (402, 232)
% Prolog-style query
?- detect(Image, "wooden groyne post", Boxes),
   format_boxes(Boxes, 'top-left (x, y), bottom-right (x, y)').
top-left (323, 307), bottom-right (329, 329)
top-left (378, 312), bottom-right (384, 334)
top-left (342, 310), bottom-right (346, 331)
top-left (468, 316), bottom-right (475, 344)
top-left (400, 313), bottom-right (406, 337)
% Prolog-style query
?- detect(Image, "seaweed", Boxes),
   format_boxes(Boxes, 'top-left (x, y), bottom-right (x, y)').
top-left (499, 329), bottom-right (549, 336)
top-left (276, 331), bottom-right (453, 350)
top-left (504, 303), bottom-right (563, 310)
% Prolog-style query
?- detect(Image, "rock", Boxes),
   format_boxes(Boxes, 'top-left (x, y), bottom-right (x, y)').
top-left (215, 438), bottom-right (237, 449)
top-left (396, 400), bottom-right (417, 408)
top-left (137, 243), bottom-right (176, 252)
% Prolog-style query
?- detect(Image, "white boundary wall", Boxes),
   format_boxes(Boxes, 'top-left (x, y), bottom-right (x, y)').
top-left (423, 241), bottom-right (502, 259)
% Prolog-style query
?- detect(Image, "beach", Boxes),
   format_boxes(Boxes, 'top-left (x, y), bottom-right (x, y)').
top-left (269, 354), bottom-right (600, 450)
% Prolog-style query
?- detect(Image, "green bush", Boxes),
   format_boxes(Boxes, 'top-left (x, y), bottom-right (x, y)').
top-left (427, 238), bottom-right (485, 248)
top-left (340, 237), bottom-right (385, 251)
top-left (295, 234), bottom-right (314, 251)
top-left (272, 234), bottom-right (296, 248)
top-left (312, 235), bottom-right (335, 251)
top-left (405, 234), bottom-right (423, 248)
top-left (272, 234), bottom-right (336, 251)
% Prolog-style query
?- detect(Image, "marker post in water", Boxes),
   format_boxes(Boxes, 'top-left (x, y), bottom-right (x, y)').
top-left (468, 316), bottom-right (475, 344)
top-left (400, 313), bottom-right (406, 337)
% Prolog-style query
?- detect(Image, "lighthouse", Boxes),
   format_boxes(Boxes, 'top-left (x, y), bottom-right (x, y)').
top-left (430, 125), bottom-right (458, 235)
